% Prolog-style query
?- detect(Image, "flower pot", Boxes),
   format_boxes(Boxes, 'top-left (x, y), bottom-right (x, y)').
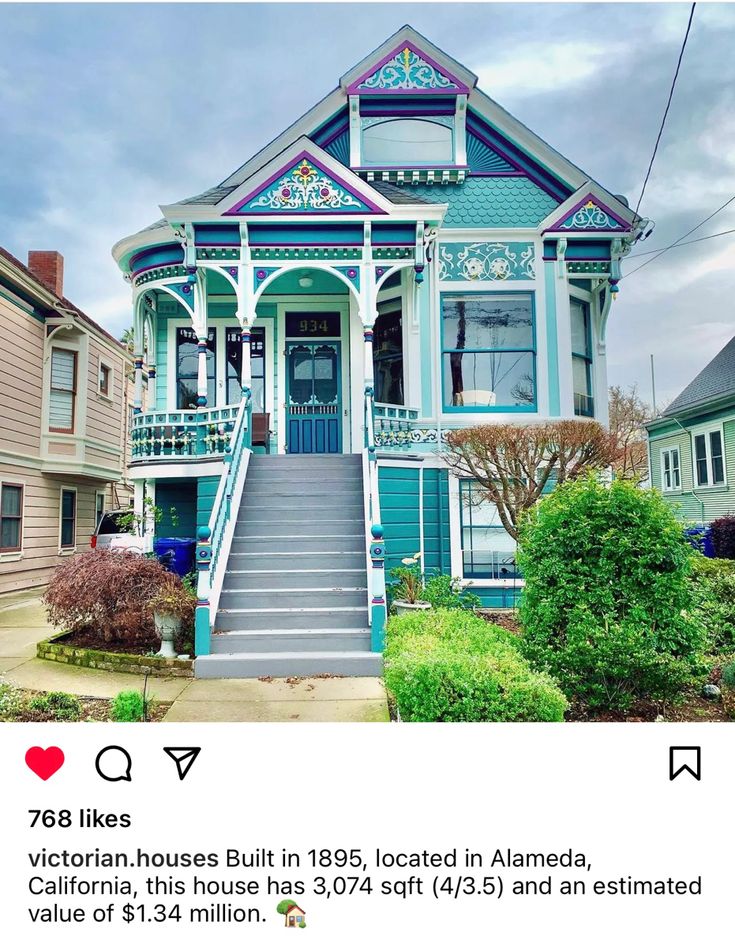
top-left (154, 611), bottom-right (181, 658)
top-left (393, 600), bottom-right (432, 615)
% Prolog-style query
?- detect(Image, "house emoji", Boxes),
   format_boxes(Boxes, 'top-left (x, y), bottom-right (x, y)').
top-left (285, 904), bottom-right (306, 928)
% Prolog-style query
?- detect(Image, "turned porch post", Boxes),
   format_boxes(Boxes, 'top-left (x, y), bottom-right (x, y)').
top-left (132, 294), bottom-right (145, 414)
top-left (193, 268), bottom-right (209, 407)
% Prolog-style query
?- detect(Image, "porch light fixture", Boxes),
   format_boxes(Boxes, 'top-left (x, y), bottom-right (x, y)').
top-left (298, 274), bottom-right (314, 288)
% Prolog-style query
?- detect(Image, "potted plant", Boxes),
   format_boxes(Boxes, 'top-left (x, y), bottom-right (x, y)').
top-left (391, 553), bottom-right (431, 615)
top-left (148, 576), bottom-right (195, 658)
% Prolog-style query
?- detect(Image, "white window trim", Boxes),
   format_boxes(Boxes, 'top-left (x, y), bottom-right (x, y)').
top-left (0, 478), bottom-right (25, 561)
top-left (98, 357), bottom-right (114, 401)
top-left (448, 473), bottom-right (522, 588)
top-left (95, 490), bottom-right (106, 529)
top-left (660, 446), bottom-right (681, 493)
top-left (59, 486), bottom-right (78, 554)
top-left (691, 424), bottom-right (727, 489)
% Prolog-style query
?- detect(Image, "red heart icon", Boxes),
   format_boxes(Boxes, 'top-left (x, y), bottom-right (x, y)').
top-left (25, 746), bottom-right (65, 781)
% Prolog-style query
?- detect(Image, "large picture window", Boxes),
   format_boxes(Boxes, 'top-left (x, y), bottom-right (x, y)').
top-left (373, 300), bottom-right (403, 405)
top-left (459, 480), bottom-right (519, 581)
top-left (571, 298), bottom-right (594, 417)
top-left (362, 119), bottom-right (453, 165)
top-left (442, 294), bottom-right (536, 410)
top-left (694, 429), bottom-right (725, 487)
top-left (49, 347), bottom-right (77, 432)
top-left (176, 327), bottom-right (215, 409)
top-left (0, 483), bottom-right (23, 552)
top-left (226, 327), bottom-right (266, 410)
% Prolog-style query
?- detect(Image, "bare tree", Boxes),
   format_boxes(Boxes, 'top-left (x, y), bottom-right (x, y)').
top-left (608, 384), bottom-right (652, 485)
top-left (445, 421), bottom-right (618, 540)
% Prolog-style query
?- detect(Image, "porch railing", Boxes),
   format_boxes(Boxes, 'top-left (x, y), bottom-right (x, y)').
top-left (363, 388), bottom-right (387, 652)
top-left (373, 402), bottom-right (422, 450)
top-left (194, 395), bottom-right (252, 656)
top-left (130, 406), bottom-right (240, 461)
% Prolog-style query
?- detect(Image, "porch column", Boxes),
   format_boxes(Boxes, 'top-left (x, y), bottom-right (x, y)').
top-left (363, 326), bottom-right (375, 392)
top-left (133, 293), bottom-right (145, 413)
top-left (193, 268), bottom-right (209, 407)
top-left (147, 365), bottom-right (156, 404)
top-left (133, 357), bottom-right (144, 414)
top-left (196, 337), bottom-right (208, 406)
top-left (240, 328), bottom-right (252, 400)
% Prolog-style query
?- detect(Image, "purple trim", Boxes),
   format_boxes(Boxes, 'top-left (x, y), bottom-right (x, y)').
top-left (318, 124), bottom-right (350, 149)
top-left (541, 256), bottom-right (557, 262)
top-left (224, 149), bottom-right (387, 216)
top-left (346, 41), bottom-right (470, 95)
top-left (249, 240), bottom-right (363, 248)
top-left (361, 105), bottom-right (456, 117)
top-left (544, 193), bottom-right (629, 232)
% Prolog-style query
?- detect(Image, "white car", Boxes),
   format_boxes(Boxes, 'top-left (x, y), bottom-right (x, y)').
top-left (91, 509), bottom-right (150, 554)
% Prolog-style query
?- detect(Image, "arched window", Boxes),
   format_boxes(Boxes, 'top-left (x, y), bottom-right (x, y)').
top-left (362, 119), bottom-right (453, 165)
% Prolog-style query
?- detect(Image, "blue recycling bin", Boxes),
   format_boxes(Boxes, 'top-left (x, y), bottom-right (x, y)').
top-left (684, 525), bottom-right (716, 558)
top-left (153, 537), bottom-right (197, 577)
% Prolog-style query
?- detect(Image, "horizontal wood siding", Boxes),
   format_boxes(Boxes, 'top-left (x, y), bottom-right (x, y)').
top-left (378, 465), bottom-right (450, 575)
top-left (0, 465), bottom-right (103, 594)
top-left (0, 297), bottom-right (44, 459)
top-left (649, 414), bottom-right (735, 523)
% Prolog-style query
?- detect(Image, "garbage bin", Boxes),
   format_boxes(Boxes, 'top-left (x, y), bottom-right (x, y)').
top-left (153, 537), bottom-right (197, 577)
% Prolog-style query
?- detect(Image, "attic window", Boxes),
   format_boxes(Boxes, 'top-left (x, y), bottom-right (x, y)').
top-left (362, 119), bottom-right (453, 165)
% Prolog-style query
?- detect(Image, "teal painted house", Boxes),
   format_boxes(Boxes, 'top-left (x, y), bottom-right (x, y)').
top-left (112, 26), bottom-right (643, 677)
top-left (647, 334), bottom-right (735, 525)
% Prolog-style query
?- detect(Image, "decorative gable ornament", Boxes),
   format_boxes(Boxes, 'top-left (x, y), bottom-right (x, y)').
top-left (350, 43), bottom-right (468, 94)
top-left (556, 198), bottom-right (627, 232)
top-left (225, 153), bottom-right (384, 215)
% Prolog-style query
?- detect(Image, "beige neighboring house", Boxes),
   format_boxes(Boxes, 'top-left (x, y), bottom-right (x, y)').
top-left (0, 247), bottom-right (135, 595)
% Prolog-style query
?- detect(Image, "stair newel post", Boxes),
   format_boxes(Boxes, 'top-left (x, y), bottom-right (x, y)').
top-left (195, 526), bottom-right (213, 656)
top-left (369, 523), bottom-right (387, 652)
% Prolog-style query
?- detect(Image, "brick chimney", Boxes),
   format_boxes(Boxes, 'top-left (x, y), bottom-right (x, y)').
top-left (28, 250), bottom-right (64, 298)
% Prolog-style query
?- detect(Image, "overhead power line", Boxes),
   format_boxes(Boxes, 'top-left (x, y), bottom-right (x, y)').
top-left (634, 3), bottom-right (696, 216)
top-left (623, 194), bottom-right (735, 279)
top-left (626, 227), bottom-right (735, 259)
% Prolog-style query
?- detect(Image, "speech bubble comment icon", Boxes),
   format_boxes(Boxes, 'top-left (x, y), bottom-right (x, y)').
top-left (95, 745), bottom-right (133, 783)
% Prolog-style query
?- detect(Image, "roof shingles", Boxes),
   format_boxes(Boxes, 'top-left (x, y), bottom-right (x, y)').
top-left (664, 334), bottom-right (735, 416)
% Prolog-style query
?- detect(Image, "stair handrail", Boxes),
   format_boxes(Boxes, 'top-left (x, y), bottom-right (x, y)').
top-left (363, 386), bottom-right (387, 652)
top-left (194, 391), bottom-right (252, 656)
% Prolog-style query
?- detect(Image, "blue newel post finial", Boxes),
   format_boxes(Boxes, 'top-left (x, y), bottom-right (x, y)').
top-left (194, 526), bottom-right (212, 656)
top-left (369, 523), bottom-right (387, 652)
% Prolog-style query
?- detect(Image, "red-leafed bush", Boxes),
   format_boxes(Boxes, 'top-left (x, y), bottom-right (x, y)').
top-left (44, 550), bottom-right (174, 647)
top-left (711, 516), bottom-right (735, 560)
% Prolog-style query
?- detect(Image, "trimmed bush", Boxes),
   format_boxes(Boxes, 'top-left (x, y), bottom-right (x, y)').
top-left (422, 574), bottom-right (481, 611)
top-left (44, 550), bottom-right (178, 647)
top-left (711, 515), bottom-right (735, 560)
top-left (385, 609), bottom-right (567, 722)
top-left (110, 690), bottom-right (147, 723)
top-left (690, 556), bottom-right (735, 651)
top-left (518, 476), bottom-right (706, 710)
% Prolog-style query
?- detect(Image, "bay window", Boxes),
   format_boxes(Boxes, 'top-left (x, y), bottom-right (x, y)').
top-left (459, 480), bottom-right (519, 581)
top-left (571, 298), bottom-right (594, 417)
top-left (49, 347), bottom-right (77, 432)
top-left (442, 294), bottom-right (536, 410)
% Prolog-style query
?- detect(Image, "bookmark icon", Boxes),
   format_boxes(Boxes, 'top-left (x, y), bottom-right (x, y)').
top-left (164, 747), bottom-right (202, 781)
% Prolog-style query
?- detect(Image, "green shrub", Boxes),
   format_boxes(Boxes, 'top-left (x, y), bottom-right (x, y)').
top-left (518, 476), bottom-right (706, 710)
top-left (385, 609), bottom-right (567, 722)
top-left (110, 690), bottom-right (147, 722)
top-left (690, 556), bottom-right (735, 651)
top-left (422, 574), bottom-right (482, 611)
top-left (721, 662), bottom-right (735, 689)
top-left (28, 691), bottom-right (82, 721)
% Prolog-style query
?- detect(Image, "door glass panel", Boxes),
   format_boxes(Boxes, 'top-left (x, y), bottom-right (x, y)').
top-left (313, 346), bottom-right (338, 404)
top-left (289, 346), bottom-right (313, 404)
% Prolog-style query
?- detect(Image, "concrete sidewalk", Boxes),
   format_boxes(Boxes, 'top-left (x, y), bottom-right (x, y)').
top-left (0, 591), bottom-right (389, 722)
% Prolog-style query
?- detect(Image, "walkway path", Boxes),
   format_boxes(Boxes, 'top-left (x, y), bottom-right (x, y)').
top-left (0, 592), bottom-right (388, 722)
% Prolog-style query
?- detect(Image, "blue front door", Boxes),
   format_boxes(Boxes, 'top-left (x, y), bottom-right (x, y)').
top-left (286, 341), bottom-right (342, 454)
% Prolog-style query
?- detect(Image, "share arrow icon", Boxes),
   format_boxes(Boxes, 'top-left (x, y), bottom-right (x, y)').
top-left (164, 747), bottom-right (202, 781)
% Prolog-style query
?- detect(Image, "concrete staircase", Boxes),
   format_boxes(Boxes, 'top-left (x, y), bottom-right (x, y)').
top-left (194, 453), bottom-right (383, 678)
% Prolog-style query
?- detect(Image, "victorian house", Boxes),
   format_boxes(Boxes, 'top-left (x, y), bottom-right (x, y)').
top-left (0, 248), bottom-right (134, 594)
top-left (112, 26), bottom-right (642, 677)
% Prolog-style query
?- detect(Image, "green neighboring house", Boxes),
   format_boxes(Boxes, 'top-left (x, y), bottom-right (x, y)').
top-left (647, 335), bottom-right (735, 525)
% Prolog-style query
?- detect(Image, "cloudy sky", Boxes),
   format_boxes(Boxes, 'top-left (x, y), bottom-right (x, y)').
top-left (1, 2), bottom-right (734, 407)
